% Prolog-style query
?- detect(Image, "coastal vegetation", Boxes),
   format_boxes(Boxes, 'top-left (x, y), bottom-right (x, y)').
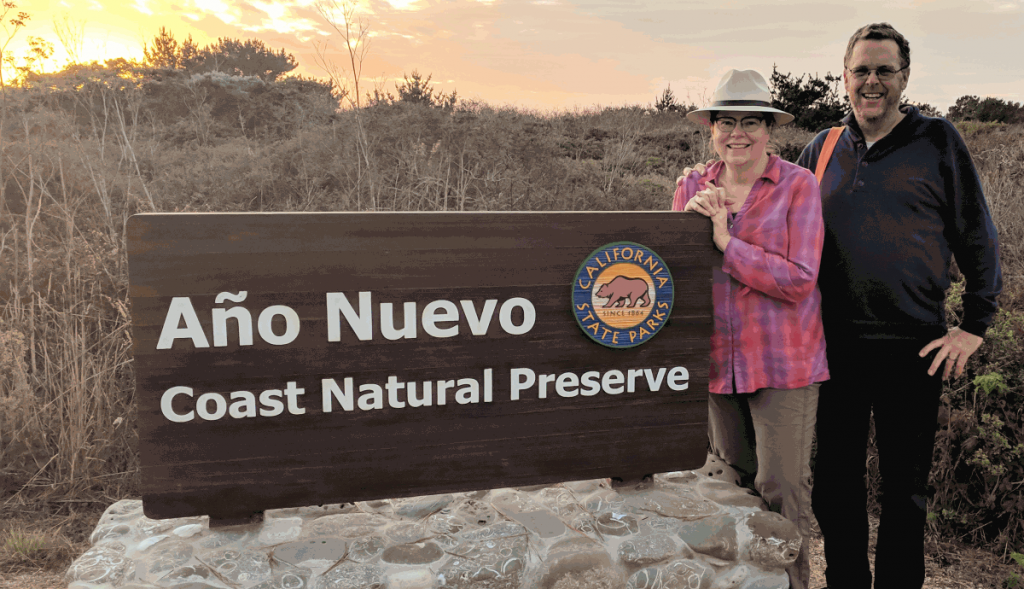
top-left (0, 21), bottom-right (1022, 586)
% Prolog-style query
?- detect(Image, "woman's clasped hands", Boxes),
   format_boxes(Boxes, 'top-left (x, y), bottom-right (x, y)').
top-left (683, 181), bottom-right (729, 218)
top-left (683, 181), bottom-right (733, 252)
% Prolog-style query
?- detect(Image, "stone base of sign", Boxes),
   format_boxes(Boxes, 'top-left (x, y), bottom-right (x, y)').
top-left (66, 466), bottom-right (800, 589)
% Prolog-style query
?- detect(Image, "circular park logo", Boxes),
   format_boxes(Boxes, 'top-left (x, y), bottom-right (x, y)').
top-left (572, 242), bottom-right (673, 348)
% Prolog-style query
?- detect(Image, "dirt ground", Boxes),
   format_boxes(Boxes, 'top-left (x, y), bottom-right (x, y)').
top-left (805, 530), bottom-right (1018, 589)
top-left (0, 508), bottom-right (1018, 588)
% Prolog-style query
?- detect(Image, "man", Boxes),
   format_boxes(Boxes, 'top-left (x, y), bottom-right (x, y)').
top-left (799, 22), bottom-right (1002, 589)
top-left (680, 23), bottom-right (1002, 589)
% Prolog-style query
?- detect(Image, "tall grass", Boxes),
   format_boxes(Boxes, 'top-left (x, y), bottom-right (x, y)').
top-left (1, 92), bottom-right (139, 508)
top-left (0, 77), bottom-right (1021, 559)
top-left (965, 123), bottom-right (1024, 303)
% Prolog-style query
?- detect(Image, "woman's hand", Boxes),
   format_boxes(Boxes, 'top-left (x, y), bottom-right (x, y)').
top-left (684, 182), bottom-right (729, 218)
top-left (710, 205), bottom-right (731, 252)
top-left (684, 181), bottom-right (732, 252)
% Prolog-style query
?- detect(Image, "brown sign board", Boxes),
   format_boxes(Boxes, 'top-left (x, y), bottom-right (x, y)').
top-left (127, 212), bottom-right (718, 521)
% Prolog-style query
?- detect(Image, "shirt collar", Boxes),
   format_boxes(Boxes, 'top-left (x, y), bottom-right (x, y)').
top-left (704, 154), bottom-right (781, 187)
top-left (843, 104), bottom-right (918, 142)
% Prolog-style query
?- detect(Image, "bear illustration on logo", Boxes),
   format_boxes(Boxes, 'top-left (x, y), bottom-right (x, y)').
top-left (595, 276), bottom-right (651, 308)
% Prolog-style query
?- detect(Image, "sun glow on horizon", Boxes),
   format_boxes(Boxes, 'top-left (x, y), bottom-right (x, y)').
top-left (1, 0), bottom-right (1020, 111)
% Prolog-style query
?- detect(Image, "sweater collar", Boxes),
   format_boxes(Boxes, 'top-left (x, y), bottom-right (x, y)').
top-left (843, 104), bottom-right (920, 143)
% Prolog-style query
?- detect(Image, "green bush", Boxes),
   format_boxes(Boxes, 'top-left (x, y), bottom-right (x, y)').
top-left (1006, 552), bottom-right (1024, 588)
top-left (930, 297), bottom-right (1024, 553)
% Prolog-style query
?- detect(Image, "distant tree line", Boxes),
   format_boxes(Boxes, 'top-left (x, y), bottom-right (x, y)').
top-left (367, 70), bottom-right (458, 110)
top-left (138, 29), bottom-right (458, 111)
top-left (767, 66), bottom-right (849, 132)
top-left (654, 66), bottom-right (1023, 132)
top-left (653, 84), bottom-right (695, 115)
top-left (947, 95), bottom-right (1024, 124)
top-left (142, 27), bottom-right (297, 82)
top-left (7, 27), bottom-right (467, 147)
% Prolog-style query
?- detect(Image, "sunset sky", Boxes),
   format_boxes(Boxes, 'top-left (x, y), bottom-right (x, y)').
top-left (6, 0), bottom-right (1023, 113)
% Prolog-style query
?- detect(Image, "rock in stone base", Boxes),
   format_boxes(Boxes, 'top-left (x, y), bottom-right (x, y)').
top-left (617, 533), bottom-right (679, 568)
top-left (316, 562), bottom-right (386, 589)
top-left (678, 514), bottom-right (738, 561)
top-left (66, 544), bottom-right (136, 586)
top-left (697, 454), bottom-right (743, 486)
top-left (538, 536), bottom-right (612, 588)
top-left (440, 522), bottom-right (529, 589)
top-left (626, 558), bottom-right (712, 589)
top-left (744, 512), bottom-right (801, 570)
top-left (68, 472), bottom-right (800, 589)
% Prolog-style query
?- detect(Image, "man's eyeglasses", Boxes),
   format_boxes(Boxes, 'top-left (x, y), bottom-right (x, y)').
top-left (846, 66), bottom-right (908, 81)
top-left (713, 117), bottom-right (765, 133)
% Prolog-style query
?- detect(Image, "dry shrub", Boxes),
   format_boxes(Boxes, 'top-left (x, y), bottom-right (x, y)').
top-left (148, 138), bottom-right (279, 211)
top-left (929, 298), bottom-right (1024, 553)
top-left (968, 125), bottom-right (1024, 300)
top-left (0, 507), bottom-right (93, 573)
top-left (0, 327), bottom-right (38, 494)
top-left (768, 124), bottom-right (817, 163)
top-left (0, 525), bottom-right (77, 572)
top-left (318, 102), bottom-right (574, 212)
top-left (1, 100), bottom-right (138, 508)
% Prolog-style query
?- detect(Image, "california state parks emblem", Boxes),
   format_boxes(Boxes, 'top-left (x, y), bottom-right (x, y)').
top-left (572, 242), bottom-right (673, 348)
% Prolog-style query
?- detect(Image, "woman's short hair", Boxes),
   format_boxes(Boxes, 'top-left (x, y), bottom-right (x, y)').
top-left (844, 23), bottom-right (910, 69)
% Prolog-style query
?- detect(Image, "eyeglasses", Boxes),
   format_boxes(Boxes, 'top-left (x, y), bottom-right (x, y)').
top-left (845, 65), bottom-right (908, 81)
top-left (713, 117), bottom-right (765, 133)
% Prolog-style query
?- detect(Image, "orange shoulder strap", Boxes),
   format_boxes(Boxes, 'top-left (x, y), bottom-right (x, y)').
top-left (815, 126), bottom-right (846, 184)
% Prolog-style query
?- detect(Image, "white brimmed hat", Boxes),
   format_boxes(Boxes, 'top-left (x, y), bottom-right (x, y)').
top-left (686, 69), bottom-right (795, 126)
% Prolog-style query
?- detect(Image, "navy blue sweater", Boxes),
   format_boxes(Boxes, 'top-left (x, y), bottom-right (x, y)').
top-left (796, 106), bottom-right (1002, 340)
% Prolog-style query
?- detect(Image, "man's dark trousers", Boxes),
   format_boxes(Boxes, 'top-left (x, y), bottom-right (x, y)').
top-left (813, 334), bottom-right (944, 589)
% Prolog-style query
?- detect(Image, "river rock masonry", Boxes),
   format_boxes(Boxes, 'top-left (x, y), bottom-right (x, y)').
top-left (67, 470), bottom-right (800, 589)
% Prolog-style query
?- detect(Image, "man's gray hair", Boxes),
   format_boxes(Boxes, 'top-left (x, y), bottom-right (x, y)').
top-left (844, 23), bottom-right (911, 69)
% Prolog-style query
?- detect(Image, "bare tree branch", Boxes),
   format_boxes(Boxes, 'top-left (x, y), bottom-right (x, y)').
top-left (52, 11), bottom-right (85, 65)
top-left (314, 0), bottom-right (371, 108)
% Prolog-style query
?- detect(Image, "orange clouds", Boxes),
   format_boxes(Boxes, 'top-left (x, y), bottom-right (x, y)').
top-left (3, 0), bottom-right (1021, 111)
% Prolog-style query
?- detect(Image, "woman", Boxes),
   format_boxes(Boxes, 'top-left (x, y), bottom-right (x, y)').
top-left (672, 69), bottom-right (828, 589)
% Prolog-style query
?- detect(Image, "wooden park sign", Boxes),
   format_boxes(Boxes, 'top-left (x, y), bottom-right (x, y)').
top-left (127, 212), bottom-right (718, 522)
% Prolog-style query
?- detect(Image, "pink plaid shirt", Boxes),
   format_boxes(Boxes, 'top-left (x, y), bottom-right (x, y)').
top-left (673, 156), bottom-right (829, 394)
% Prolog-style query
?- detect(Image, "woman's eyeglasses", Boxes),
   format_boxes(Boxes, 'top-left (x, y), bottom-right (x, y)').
top-left (713, 117), bottom-right (765, 133)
